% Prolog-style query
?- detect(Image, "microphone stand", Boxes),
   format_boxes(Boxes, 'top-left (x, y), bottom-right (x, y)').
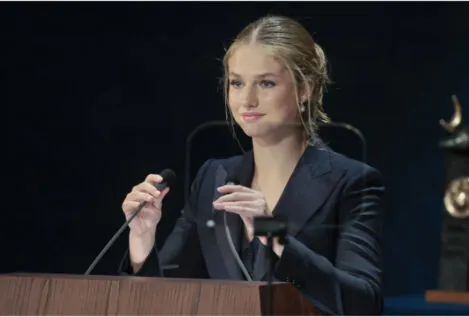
top-left (266, 232), bottom-right (274, 316)
top-left (254, 217), bottom-right (287, 316)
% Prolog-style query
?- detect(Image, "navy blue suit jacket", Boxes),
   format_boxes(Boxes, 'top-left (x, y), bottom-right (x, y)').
top-left (119, 144), bottom-right (385, 315)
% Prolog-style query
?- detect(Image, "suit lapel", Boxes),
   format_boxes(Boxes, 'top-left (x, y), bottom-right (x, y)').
top-left (273, 145), bottom-right (345, 237)
top-left (212, 164), bottom-right (244, 280)
top-left (252, 240), bottom-right (268, 281)
top-left (208, 145), bottom-right (344, 281)
top-left (210, 151), bottom-right (255, 280)
top-left (253, 146), bottom-right (345, 281)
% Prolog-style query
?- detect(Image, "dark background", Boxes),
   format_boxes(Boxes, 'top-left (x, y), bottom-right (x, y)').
top-left (2, 1), bottom-right (469, 298)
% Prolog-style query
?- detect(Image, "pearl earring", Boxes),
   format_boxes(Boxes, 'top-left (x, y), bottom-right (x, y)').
top-left (299, 104), bottom-right (306, 113)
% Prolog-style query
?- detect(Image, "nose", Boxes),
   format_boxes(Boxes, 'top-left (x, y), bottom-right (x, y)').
top-left (241, 85), bottom-right (258, 108)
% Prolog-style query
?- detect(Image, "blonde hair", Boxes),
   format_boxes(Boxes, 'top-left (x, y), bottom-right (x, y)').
top-left (223, 15), bottom-right (330, 143)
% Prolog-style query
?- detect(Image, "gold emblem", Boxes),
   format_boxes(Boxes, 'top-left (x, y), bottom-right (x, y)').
top-left (440, 95), bottom-right (462, 133)
top-left (444, 177), bottom-right (469, 218)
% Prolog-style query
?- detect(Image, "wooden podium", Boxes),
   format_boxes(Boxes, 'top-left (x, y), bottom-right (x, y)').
top-left (426, 290), bottom-right (469, 305)
top-left (0, 273), bottom-right (319, 315)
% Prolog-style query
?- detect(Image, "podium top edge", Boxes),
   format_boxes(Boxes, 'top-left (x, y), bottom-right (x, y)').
top-left (1, 272), bottom-right (289, 287)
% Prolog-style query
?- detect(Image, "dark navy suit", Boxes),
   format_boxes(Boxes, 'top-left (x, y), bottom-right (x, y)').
top-left (119, 144), bottom-right (385, 315)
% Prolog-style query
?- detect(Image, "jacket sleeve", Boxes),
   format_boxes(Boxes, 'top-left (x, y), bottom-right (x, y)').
top-left (273, 166), bottom-right (385, 315)
top-left (118, 159), bottom-right (213, 278)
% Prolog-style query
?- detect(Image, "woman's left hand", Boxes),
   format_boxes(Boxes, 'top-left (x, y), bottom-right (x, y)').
top-left (213, 184), bottom-right (267, 217)
top-left (213, 184), bottom-right (285, 256)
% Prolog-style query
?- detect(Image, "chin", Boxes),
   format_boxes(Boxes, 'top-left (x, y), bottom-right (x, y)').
top-left (239, 121), bottom-right (301, 143)
top-left (239, 124), bottom-right (273, 139)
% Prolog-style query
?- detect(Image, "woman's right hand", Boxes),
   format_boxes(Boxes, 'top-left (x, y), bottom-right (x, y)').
top-left (122, 174), bottom-right (170, 270)
top-left (122, 174), bottom-right (170, 236)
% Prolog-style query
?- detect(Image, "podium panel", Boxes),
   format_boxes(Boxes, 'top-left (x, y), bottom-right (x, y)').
top-left (0, 273), bottom-right (319, 315)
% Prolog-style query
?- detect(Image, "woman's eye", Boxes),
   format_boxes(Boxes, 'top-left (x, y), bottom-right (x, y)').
top-left (229, 80), bottom-right (242, 87)
top-left (260, 80), bottom-right (276, 88)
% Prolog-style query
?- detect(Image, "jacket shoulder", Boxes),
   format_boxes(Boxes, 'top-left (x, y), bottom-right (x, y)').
top-left (325, 148), bottom-right (383, 182)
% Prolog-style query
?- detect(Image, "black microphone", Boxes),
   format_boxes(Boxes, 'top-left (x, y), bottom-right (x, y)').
top-left (84, 168), bottom-right (177, 275)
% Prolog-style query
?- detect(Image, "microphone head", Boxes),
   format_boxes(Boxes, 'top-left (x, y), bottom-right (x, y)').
top-left (160, 168), bottom-right (177, 187)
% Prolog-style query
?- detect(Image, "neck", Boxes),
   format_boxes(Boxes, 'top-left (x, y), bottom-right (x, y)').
top-left (251, 131), bottom-right (307, 184)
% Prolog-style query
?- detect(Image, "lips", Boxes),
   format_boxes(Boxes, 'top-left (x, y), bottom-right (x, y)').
top-left (241, 113), bottom-right (264, 122)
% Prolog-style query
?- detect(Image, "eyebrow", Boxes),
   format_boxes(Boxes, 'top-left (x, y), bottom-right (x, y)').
top-left (229, 72), bottom-right (278, 78)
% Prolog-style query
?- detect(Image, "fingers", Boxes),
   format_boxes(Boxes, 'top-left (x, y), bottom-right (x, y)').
top-left (213, 199), bottom-right (265, 215)
top-left (217, 184), bottom-right (252, 193)
top-left (125, 191), bottom-right (155, 205)
top-left (214, 200), bottom-right (261, 208)
top-left (124, 186), bottom-right (169, 206)
top-left (145, 173), bottom-right (163, 184)
top-left (218, 203), bottom-right (259, 215)
top-left (134, 174), bottom-right (171, 199)
top-left (153, 187), bottom-right (170, 207)
top-left (135, 181), bottom-right (162, 198)
top-left (213, 184), bottom-right (265, 216)
top-left (122, 200), bottom-right (157, 215)
top-left (214, 191), bottom-right (259, 203)
top-left (215, 185), bottom-right (263, 203)
top-left (122, 174), bottom-right (170, 214)
top-left (122, 200), bottom-right (142, 212)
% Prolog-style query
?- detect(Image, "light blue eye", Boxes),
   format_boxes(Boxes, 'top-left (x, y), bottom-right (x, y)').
top-left (229, 80), bottom-right (242, 88)
top-left (260, 80), bottom-right (275, 88)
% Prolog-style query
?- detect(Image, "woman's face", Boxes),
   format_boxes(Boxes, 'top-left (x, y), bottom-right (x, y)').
top-left (227, 43), bottom-right (302, 142)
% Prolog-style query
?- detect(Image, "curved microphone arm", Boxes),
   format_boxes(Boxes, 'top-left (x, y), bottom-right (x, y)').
top-left (184, 121), bottom-right (233, 203)
top-left (318, 121), bottom-right (368, 164)
top-left (184, 120), bottom-right (252, 281)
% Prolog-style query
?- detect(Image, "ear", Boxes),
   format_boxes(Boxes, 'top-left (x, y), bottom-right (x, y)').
top-left (300, 93), bottom-right (308, 105)
top-left (300, 82), bottom-right (315, 104)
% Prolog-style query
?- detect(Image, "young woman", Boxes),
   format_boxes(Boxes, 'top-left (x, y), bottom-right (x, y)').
top-left (119, 15), bottom-right (385, 315)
